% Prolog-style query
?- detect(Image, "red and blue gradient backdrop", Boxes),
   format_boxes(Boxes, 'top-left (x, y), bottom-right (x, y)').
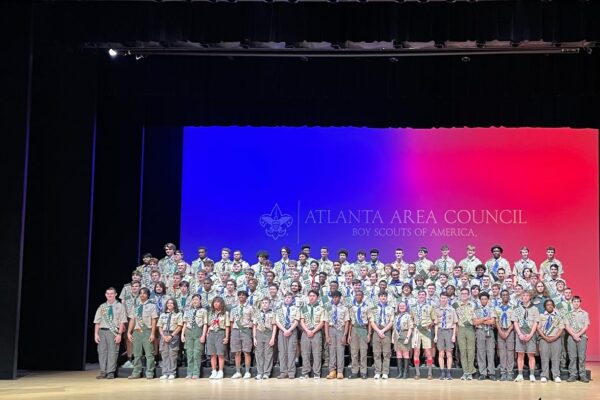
top-left (181, 127), bottom-right (599, 359)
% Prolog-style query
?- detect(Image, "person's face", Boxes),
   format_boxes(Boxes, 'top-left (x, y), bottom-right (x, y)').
top-left (258, 256), bottom-right (265, 263)
top-left (143, 256), bottom-right (151, 264)
top-left (547, 249), bottom-right (555, 259)
top-left (226, 281), bottom-right (235, 292)
top-left (181, 285), bottom-right (189, 294)
top-left (155, 284), bottom-right (163, 294)
top-left (173, 275), bottom-right (182, 285)
top-left (501, 291), bottom-right (510, 302)
top-left (523, 269), bottom-right (531, 278)
top-left (556, 282), bottom-right (565, 291)
top-left (440, 275), bottom-right (448, 284)
top-left (284, 295), bottom-right (293, 305)
top-left (441, 249), bottom-right (450, 257)
top-left (379, 282), bottom-right (387, 291)
top-left (281, 249), bottom-right (289, 258)
top-left (149, 261), bottom-right (157, 268)
top-left (521, 292), bottom-right (530, 303)
top-left (308, 292), bottom-right (318, 304)
top-left (398, 302), bottom-right (407, 313)
top-left (359, 267), bottom-right (368, 278)
top-left (482, 276), bottom-right (490, 286)
top-left (430, 269), bottom-right (438, 277)
top-left (369, 274), bottom-right (377, 284)
top-left (197, 272), bottom-right (206, 282)
top-left (221, 250), bottom-right (230, 260)
top-left (339, 253), bottom-right (347, 263)
top-left (333, 262), bottom-right (341, 272)
top-left (453, 268), bottom-right (461, 277)
top-left (370, 253), bottom-right (378, 262)
top-left (480, 297), bottom-right (489, 306)
top-left (105, 289), bottom-right (117, 302)
top-left (440, 295), bottom-right (448, 306)
top-left (357, 253), bottom-right (365, 261)
top-left (269, 286), bottom-right (277, 297)
top-left (310, 263), bottom-right (318, 272)
top-left (167, 300), bottom-right (175, 311)
top-left (233, 251), bottom-right (242, 261)
top-left (545, 302), bottom-right (555, 313)
top-left (266, 274), bottom-right (274, 283)
top-left (492, 286), bottom-right (500, 296)
top-left (536, 283), bottom-right (545, 293)
top-left (131, 283), bottom-right (141, 294)
top-left (471, 288), bottom-right (479, 297)
top-left (391, 271), bottom-right (399, 280)
top-left (461, 276), bottom-right (469, 284)
top-left (402, 286), bottom-right (411, 295)
top-left (248, 280), bottom-right (257, 290)
top-left (198, 249), bottom-right (206, 258)
top-left (461, 290), bottom-right (469, 301)
top-left (417, 292), bottom-right (426, 302)
top-left (318, 275), bottom-right (326, 285)
top-left (261, 300), bottom-right (270, 311)
top-left (220, 272), bottom-right (229, 281)
top-left (572, 298), bottom-right (581, 309)
top-left (351, 282), bottom-right (359, 291)
top-left (427, 286), bottom-right (435, 296)
top-left (192, 296), bottom-right (201, 308)
top-left (355, 292), bottom-right (364, 302)
top-left (384, 265), bottom-right (392, 275)
top-left (447, 287), bottom-right (455, 297)
top-left (290, 270), bottom-right (299, 280)
top-left (564, 289), bottom-right (572, 300)
top-left (290, 283), bottom-right (299, 293)
top-left (378, 294), bottom-right (387, 303)
top-left (492, 249), bottom-right (501, 258)
top-left (174, 253), bottom-right (182, 261)
top-left (408, 264), bottom-right (416, 273)
top-left (521, 249), bottom-right (529, 259)
top-left (497, 270), bottom-right (505, 279)
top-left (302, 248), bottom-right (310, 256)
top-left (467, 248), bottom-right (475, 257)
top-left (140, 291), bottom-right (149, 301)
top-left (232, 263), bottom-right (241, 272)
top-left (132, 274), bottom-right (141, 282)
top-left (395, 250), bottom-right (404, 260)
top-left (165, 247), bottom-right (174, 256)
top-left (238, 294), bottom-right (248, 304)
top-left (515, 286), bottom-right (523, 295)
top-left (263, 263), bottom-right (271, 272)
top-left (505, 277), bottom-right (513, 287)
top-left (320, 249), bottom-right (328, 259)
top-left (177, 263), bottom-right (186, 273)
top-left (418, 250), bottom-right (426, 259)
top-left (476, 269), bottom-right (484, 277)
top-left (203, 281), bottom-right (212, 290)
top-left (298, 254), bottom-right (306, 263)
top-left (551, 267), bottom-right (558, 277)
top-left (332, 296), bottom-right (341, 305)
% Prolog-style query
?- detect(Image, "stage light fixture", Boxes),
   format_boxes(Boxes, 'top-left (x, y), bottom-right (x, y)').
top-left (108, 49), bottom-right (118, 57)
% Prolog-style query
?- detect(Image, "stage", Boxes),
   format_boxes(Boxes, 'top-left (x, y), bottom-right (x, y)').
top-left (0, 363), bottom-right (597, 400)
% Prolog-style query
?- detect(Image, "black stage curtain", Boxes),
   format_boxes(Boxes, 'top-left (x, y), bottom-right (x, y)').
top-left (35, 1), bottom-right (599, 45)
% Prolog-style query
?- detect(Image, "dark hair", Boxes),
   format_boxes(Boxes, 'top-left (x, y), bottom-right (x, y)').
top-left (308, 289), bottom-right (320, 297)
top-left (338, 249), bottom-right (348, 256)
top-left (140, 287), bottom-right (151, 296)
top-left (165, 298), bottom-right (179, 313)
top-left (211, 296), bottom-right (226, 312)
top-left (478, 292), bottom-right (489, 300)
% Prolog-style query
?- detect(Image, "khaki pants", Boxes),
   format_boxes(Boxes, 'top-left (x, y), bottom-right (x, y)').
top-left (475, 329), bottom-right (496, 376)
top-left (301, 330), bottom-right (322, 376)
top-left (372, 330), bottom-right (391, 375)
top-left (184, 326), bottom-right (204, 377)
top-left (160, 334), bottom-right (180, 375)
top-left (350, 326), bottom-right (368, 375)
top-left (328, 327), bottom-right (345, 373)
top-left (132, 328), bottom-right (156, 378)
top-left (278, 329), bottom-right (298, 376)
top-left (255, 330), bottom-right (274, 376)
top-left (539, 339), bottom-right (561, 379)
top-left (567, 335), bottom-right (587, 379)
top-left (457, 327), bottom-right (476, 374)
top-left (497, 330), bottom-right (515, 374)
top-left (98, 329), bottom-right (119, 375)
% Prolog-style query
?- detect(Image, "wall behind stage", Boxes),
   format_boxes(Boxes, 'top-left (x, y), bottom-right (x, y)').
top-left (180, 127), bottom-right (599, 360)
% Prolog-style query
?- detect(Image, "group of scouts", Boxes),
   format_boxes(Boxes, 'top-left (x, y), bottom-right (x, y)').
top-left (94, 243), bottom-right (590, 384)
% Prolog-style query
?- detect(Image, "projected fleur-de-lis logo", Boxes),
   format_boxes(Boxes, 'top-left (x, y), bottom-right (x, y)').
top-left (259, 203), bottom-right (293, 240)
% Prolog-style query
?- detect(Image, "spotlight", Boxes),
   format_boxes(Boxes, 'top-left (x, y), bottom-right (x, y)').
top-left (461, 56), bottom-right (471, 63)
top-left (108, 49), bottom-right (118, 57)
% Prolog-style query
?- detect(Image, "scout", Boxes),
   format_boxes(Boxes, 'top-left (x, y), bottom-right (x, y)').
top-left (300, 290), bottom-right (328, 379)
top-left (181, 294), bottom-right (208, 379)
top-left (537, 299), bottom-right (564, 383)
top-left (157, 298), bottom-right (183, 380)
top-left (455, 287), bottom-right (476, 380)
top-left (253, 298), bottom-right (277, 380)
top-left (326, 291), bottom-right (350, 379)
top-left (411, 290), bottom-right (436, 380)
top-left (127, 287), bottom-right (158, 379)
top-left (434, 245), bottom-right (456, 275)
top-left (434, 292), bottom-right (458, 380)
top-left (370, 291), bottom-right (394, 379)
top-left (485, 245), bottom-right (511, 280)
top-left (348, 290), bottom-right (371, 379)
top-left (120, 280), bottom-right (141, 369)
top-left (93, 287), bottom-right (127, 379)
top-left (275, 292), bottom-right (300, 379)
top-left (230, 291), bottom-right (255, 379)
top-left (565, 296), bottom-right (590, 382)
top-left (473, 293), bottom-right (497, 380)
top-left (392, 301), bottom-right (413, 379)
top-left (207, 297), bottom-right (230, 380)
top-left (495, 289), bottom-right (515, 381)
top-left (512, 290), bottom-right (540, 382)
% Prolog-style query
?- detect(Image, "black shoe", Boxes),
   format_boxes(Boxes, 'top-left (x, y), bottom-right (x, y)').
top-left (478, 375), bottom-right (486, 380)
top-left (567, 376), bottom-right (577, 382)
top-left (489, 375), bottom-right (496, 381)
top-left (580, 375), bottom-right (589, 383)
top-left (96, 374), bottom-right (106, 379)
top-left (106, 373), bottom-right (115, 379)
top-left (361, 373), bottom-right (367, 379)
top-left (348, 374), bottom-right (356, 379)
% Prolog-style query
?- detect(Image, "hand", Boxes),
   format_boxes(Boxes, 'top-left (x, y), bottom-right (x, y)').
top-left (181, 335), bottom-right (186, 343)
top-left (149, 334), bottom-right (155, 343)
top-left (341, 337), bottom-right (347, 346)
top-left (253, 338), bottom-right (258, 347)
top-left (223, 337), bottom-right (229, 345)
top-left (367, 334), bottom-right (371, 344)
top-left (378, 331), bottom-right (385, 339)
top-left (269, 339), bottom-right (275, 347)
top-left (115, 335), bottom-right (122, 344)
top-left (200, 335), bottom-right (206, 344)
top-left (326, 336), bottom-right (331, 345)
top-left (95, 334), bottom-right (101, 344)
top-left (127, 333), bottom-right (134, 342)
top-left (433, 336), bottom-right (438, 343)
top-left (451, 336), bottom-right (456, 343)
top-left (307, 330), bottom-right (314, 338)
top-left (284, 330), bottom-right (292, 337)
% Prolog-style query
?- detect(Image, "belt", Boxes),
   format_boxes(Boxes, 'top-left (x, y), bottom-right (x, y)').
top-left (100, 328), bottom-right (110, 331)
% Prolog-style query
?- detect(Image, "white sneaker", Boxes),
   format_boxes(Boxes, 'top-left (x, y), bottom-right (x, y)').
top-left (299, 375), bottom-right (307, 380)
top-left (209, 370), bottom-right (217, 379)
top-left (382, 374), bottom-right (388, 380)
top-left (255, 374), bottom-right (262, 380)
top-left (529, 374), bottom-right (536, 382)
top-left (231, 372), bottom-right (242, 379)
top-left (262, 375), bottom-right (269, 380)
top-left (514, 374), bottom-right (524, 382)
top-left (159, 374), bottom-right (168, 380)
top-left (168, 375), bottom-right (175, 380)
top-left (540, 377), bottom-right (547, 383)
top-left (122, 360), bottom-right (133, 368)
top-left (216, 370), bottom-right (224, 380)
top-left (554, 377), bottom-right (562, 383)
top-left (314, 375), bottom-right (320, 380)
top-left (243, 372), bottom-right (251, 379)
top-left (374, 374), bottom-right (380, 379)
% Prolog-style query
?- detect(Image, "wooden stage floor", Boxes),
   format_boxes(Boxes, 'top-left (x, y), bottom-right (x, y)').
top-left (1, 363), bottom-right (599, 400)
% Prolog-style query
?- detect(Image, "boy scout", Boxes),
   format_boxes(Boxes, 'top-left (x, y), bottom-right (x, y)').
top-left (120, 280), bottom-right (140, 369)
top-left (473, 293), bottom-right (497, 380)
top-left (537, 299), bottom-right (564, 383)
top-left (326, 291), bottom-right (350, 379)
top-left (275, 292), bottom-right (300, 379)
top-left (392, 302), bottom-right (413, 379)
top-left (230, 291), bottom-right (255, 379)
top-left (434, 292), bottom-right (458, 380)
top-left (157, 298), bottom-right (183, 380)
top-left (300, 290), bottom-right (328, 379)
top-left (127, 287), bottom-right (158, 379)
top-left (485, 245), bottom-right (511, 280)
top-left (455, 288), bottom-right (476, 380)
top-left (565, 296), bottom-right (590, 382)
top-left (94, 287), bottom-right (127, 379)
top-left (512, 290), bottom-right (540, 382)
top-left (495, 290), bottom-right (515, 381)
top-left (348, 290), bottom-right (371, 379)
top-left (411, 290), bottom-right (436, 379)
top-left (253, 298), bottom-right (277, 379)
top-left (207, 297), bottom-right (230, 380)
top-left (181, 294), bottom-right (208, 379)
top-left (370, 291), bottom-right (394, 379)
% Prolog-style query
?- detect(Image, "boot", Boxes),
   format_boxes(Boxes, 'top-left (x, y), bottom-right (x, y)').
top-left (403, 359), bottom-right (410, 379)
top-left (396, 358), bottom-right (403, 379)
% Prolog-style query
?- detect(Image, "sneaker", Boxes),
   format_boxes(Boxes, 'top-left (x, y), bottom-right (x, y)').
top-left (255, 374), bottom-right (263, 380)
top-left (314, 375), bottom-right (320, 380)
top-left (121, 360), bottom-right (133, 369)
top-left (567, 376), bottom-right (577, 382)
top-left (580, 375), bottom-right (589, 383)
top-left (185, 375), bottom-right (192, 380)
top-left (128, 375), bottom-right (141, 380)
top-left (337, 372), bottom-right (344, 379)
top-left (299, 375), bottom-right (308, 380)
top-left (231, 372), bottom-right (242, 379)
top-left (243, 372), bottom-right (251, 379)
top-left (374, 373), bottom-right (380, 379)
top-left (466, 374), bottom-right (473, 380)
top-left (446, 373), bottom-right (453, 381)
top-left (209, 370), bottom-right (217, 379)
top-left (499, 373), bottom-right (506, 382)
top-left (478, 375), bottom-right (486, 380)
top-left (554, 377), bottom-right (562, 383)
top-left (489, 375), bottom-right (497, 381)
top-left (278, 373), bottom-right (287, 379)
top-left (382, 374), bottom-right (388, 379)
top-left (540, 377), bottom-right (547, 383)
top-left (262, 375), bottom-right (269, 380)
top-left (191, 375), bottom-right (199, 379)
top-left (439, 371), bottom-right (445, 380)
top-left (529, 374), bottom-right (536, 382)
top-left (460, 374), bottom-right (467, 380)
top-left (106, 374), bottom-right (115, 379)
top-left (168, 375), bottom-right (175, 380)
top-left (160, 375), bottom-right (168, 380)
top-left (96, 373), bottom-right (107, 379)
top-left (216, 370), bottom-right (224, 380)
top-left (514, 374), bottom-right (524, 382)
top-left (327, 370), bottom-right (337, 379)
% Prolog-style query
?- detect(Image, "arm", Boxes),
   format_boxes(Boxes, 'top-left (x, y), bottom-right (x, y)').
top-left (150, 318), bottom-right (157, 342)
top-left (343, 321), bottom-right (350, 345)
top-left (94, 323), bottom-right (101, 344)
top-left (269, 324), bottom-right (277, 347)
top-left (181, 322), bottom-right (188, 342)
top-left (434, 323), bottom-right (439, 342)
top-left (253, 324), bottom-right (258, 347)
top-left (224, 326), bottom-right (230, 344)
top-left (451, 322), bottom-right (457, 342)
top-left (200, 324), bottom-right (208, 343)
